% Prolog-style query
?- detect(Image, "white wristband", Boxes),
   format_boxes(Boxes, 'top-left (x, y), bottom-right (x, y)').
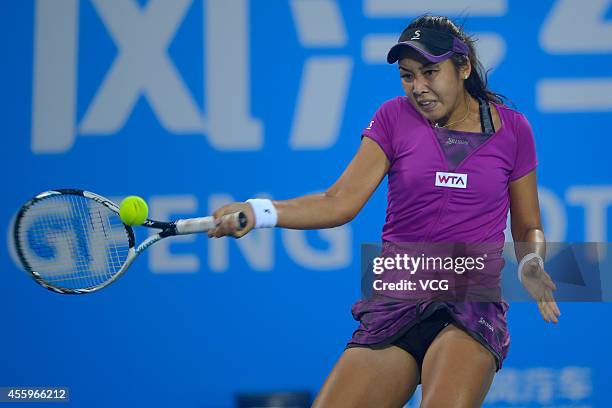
top-left (246, 199), bottom-right (278, 228)
top-left (517, 253), bottom-right (544, 283)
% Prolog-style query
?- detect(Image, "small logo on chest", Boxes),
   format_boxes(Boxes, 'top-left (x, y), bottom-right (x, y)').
top-left (435, 171), bottom-right (468, 189)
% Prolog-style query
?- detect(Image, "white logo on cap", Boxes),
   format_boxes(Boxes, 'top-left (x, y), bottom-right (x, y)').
top-left (411, 30), bottom-right (421, 40)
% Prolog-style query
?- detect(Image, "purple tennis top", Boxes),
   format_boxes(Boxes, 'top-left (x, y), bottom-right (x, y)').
top-left (349, 96), bottom-right (538, 369)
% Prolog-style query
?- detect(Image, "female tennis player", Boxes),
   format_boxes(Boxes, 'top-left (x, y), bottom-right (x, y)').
top-left (210, 15), bottom-right (560, 408)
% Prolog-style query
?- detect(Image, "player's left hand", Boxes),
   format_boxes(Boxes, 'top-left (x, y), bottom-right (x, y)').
top-left (520, 259), bottom-right (561, 323)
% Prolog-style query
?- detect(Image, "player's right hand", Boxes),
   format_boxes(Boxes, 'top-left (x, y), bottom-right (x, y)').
top-left (520, 259), bottom-right (561, 324)
top-left (209, 202), bottom-right (255, 239)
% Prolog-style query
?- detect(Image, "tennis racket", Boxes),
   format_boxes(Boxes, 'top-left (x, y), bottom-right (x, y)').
top-left (12, 189), bottom-right (247, 294)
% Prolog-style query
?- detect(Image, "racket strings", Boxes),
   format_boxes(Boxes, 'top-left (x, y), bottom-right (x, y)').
top-left (16, 194), bottom-right (131, 290)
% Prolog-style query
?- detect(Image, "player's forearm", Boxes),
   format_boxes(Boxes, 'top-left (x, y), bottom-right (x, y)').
top-left (513, 227), bottom-right (546, 262)
top-left (273, 192), bottom-right (355, 229)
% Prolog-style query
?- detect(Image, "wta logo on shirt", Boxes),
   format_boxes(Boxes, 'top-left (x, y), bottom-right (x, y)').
top-left (435, 172), bottom-right (468, 189)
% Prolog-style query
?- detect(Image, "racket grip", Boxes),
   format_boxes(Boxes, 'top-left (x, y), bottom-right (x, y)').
top-left (175, 212), bottom-right (247, 235)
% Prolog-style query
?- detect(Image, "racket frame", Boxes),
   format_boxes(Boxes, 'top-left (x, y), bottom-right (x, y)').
top-left (13, 189), bottom-right (245, 294)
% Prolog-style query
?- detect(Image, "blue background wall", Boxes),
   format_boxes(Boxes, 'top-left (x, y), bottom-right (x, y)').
top-left (1, 1), bottom-right (611, 407)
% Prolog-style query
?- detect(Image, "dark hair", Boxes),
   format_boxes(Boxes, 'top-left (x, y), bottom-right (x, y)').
top-left (407, 15), bottom-right (510, 106)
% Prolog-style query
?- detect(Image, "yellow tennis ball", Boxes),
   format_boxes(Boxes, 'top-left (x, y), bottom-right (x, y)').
top-left (119, 196), bottom-right (149, 226)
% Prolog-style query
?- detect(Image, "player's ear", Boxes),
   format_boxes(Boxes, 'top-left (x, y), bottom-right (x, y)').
top-left (460, 58), bottom-right (471, 80)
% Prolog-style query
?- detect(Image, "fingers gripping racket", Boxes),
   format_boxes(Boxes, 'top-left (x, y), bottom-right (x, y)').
top-left (13, 189), bottom-right (247, 294)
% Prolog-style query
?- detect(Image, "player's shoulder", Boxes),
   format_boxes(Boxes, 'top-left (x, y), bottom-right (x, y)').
top-left (492, 103), bottom-right (536, 150)
top-left (375, 96), bottom-right (415, 116)
top-left (377, 95), bottom-right (406, 108)
top-left (493, 102), bottom-right (532, 134)
top-left (494, 102), bottom-right (529, 124)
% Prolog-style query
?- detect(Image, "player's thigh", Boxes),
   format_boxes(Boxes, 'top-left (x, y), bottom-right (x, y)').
top-left (312, 345), bottom-right (420, 408)
top-left (420, 324), bottom-right (496, 408)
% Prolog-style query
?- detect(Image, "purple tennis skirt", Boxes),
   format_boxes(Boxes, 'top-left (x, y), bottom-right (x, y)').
top-left (347, 299), bottom-right (510, 370)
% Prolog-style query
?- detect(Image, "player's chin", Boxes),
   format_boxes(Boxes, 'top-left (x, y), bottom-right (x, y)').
top-left (419, 110), bottom-right (442, 124)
